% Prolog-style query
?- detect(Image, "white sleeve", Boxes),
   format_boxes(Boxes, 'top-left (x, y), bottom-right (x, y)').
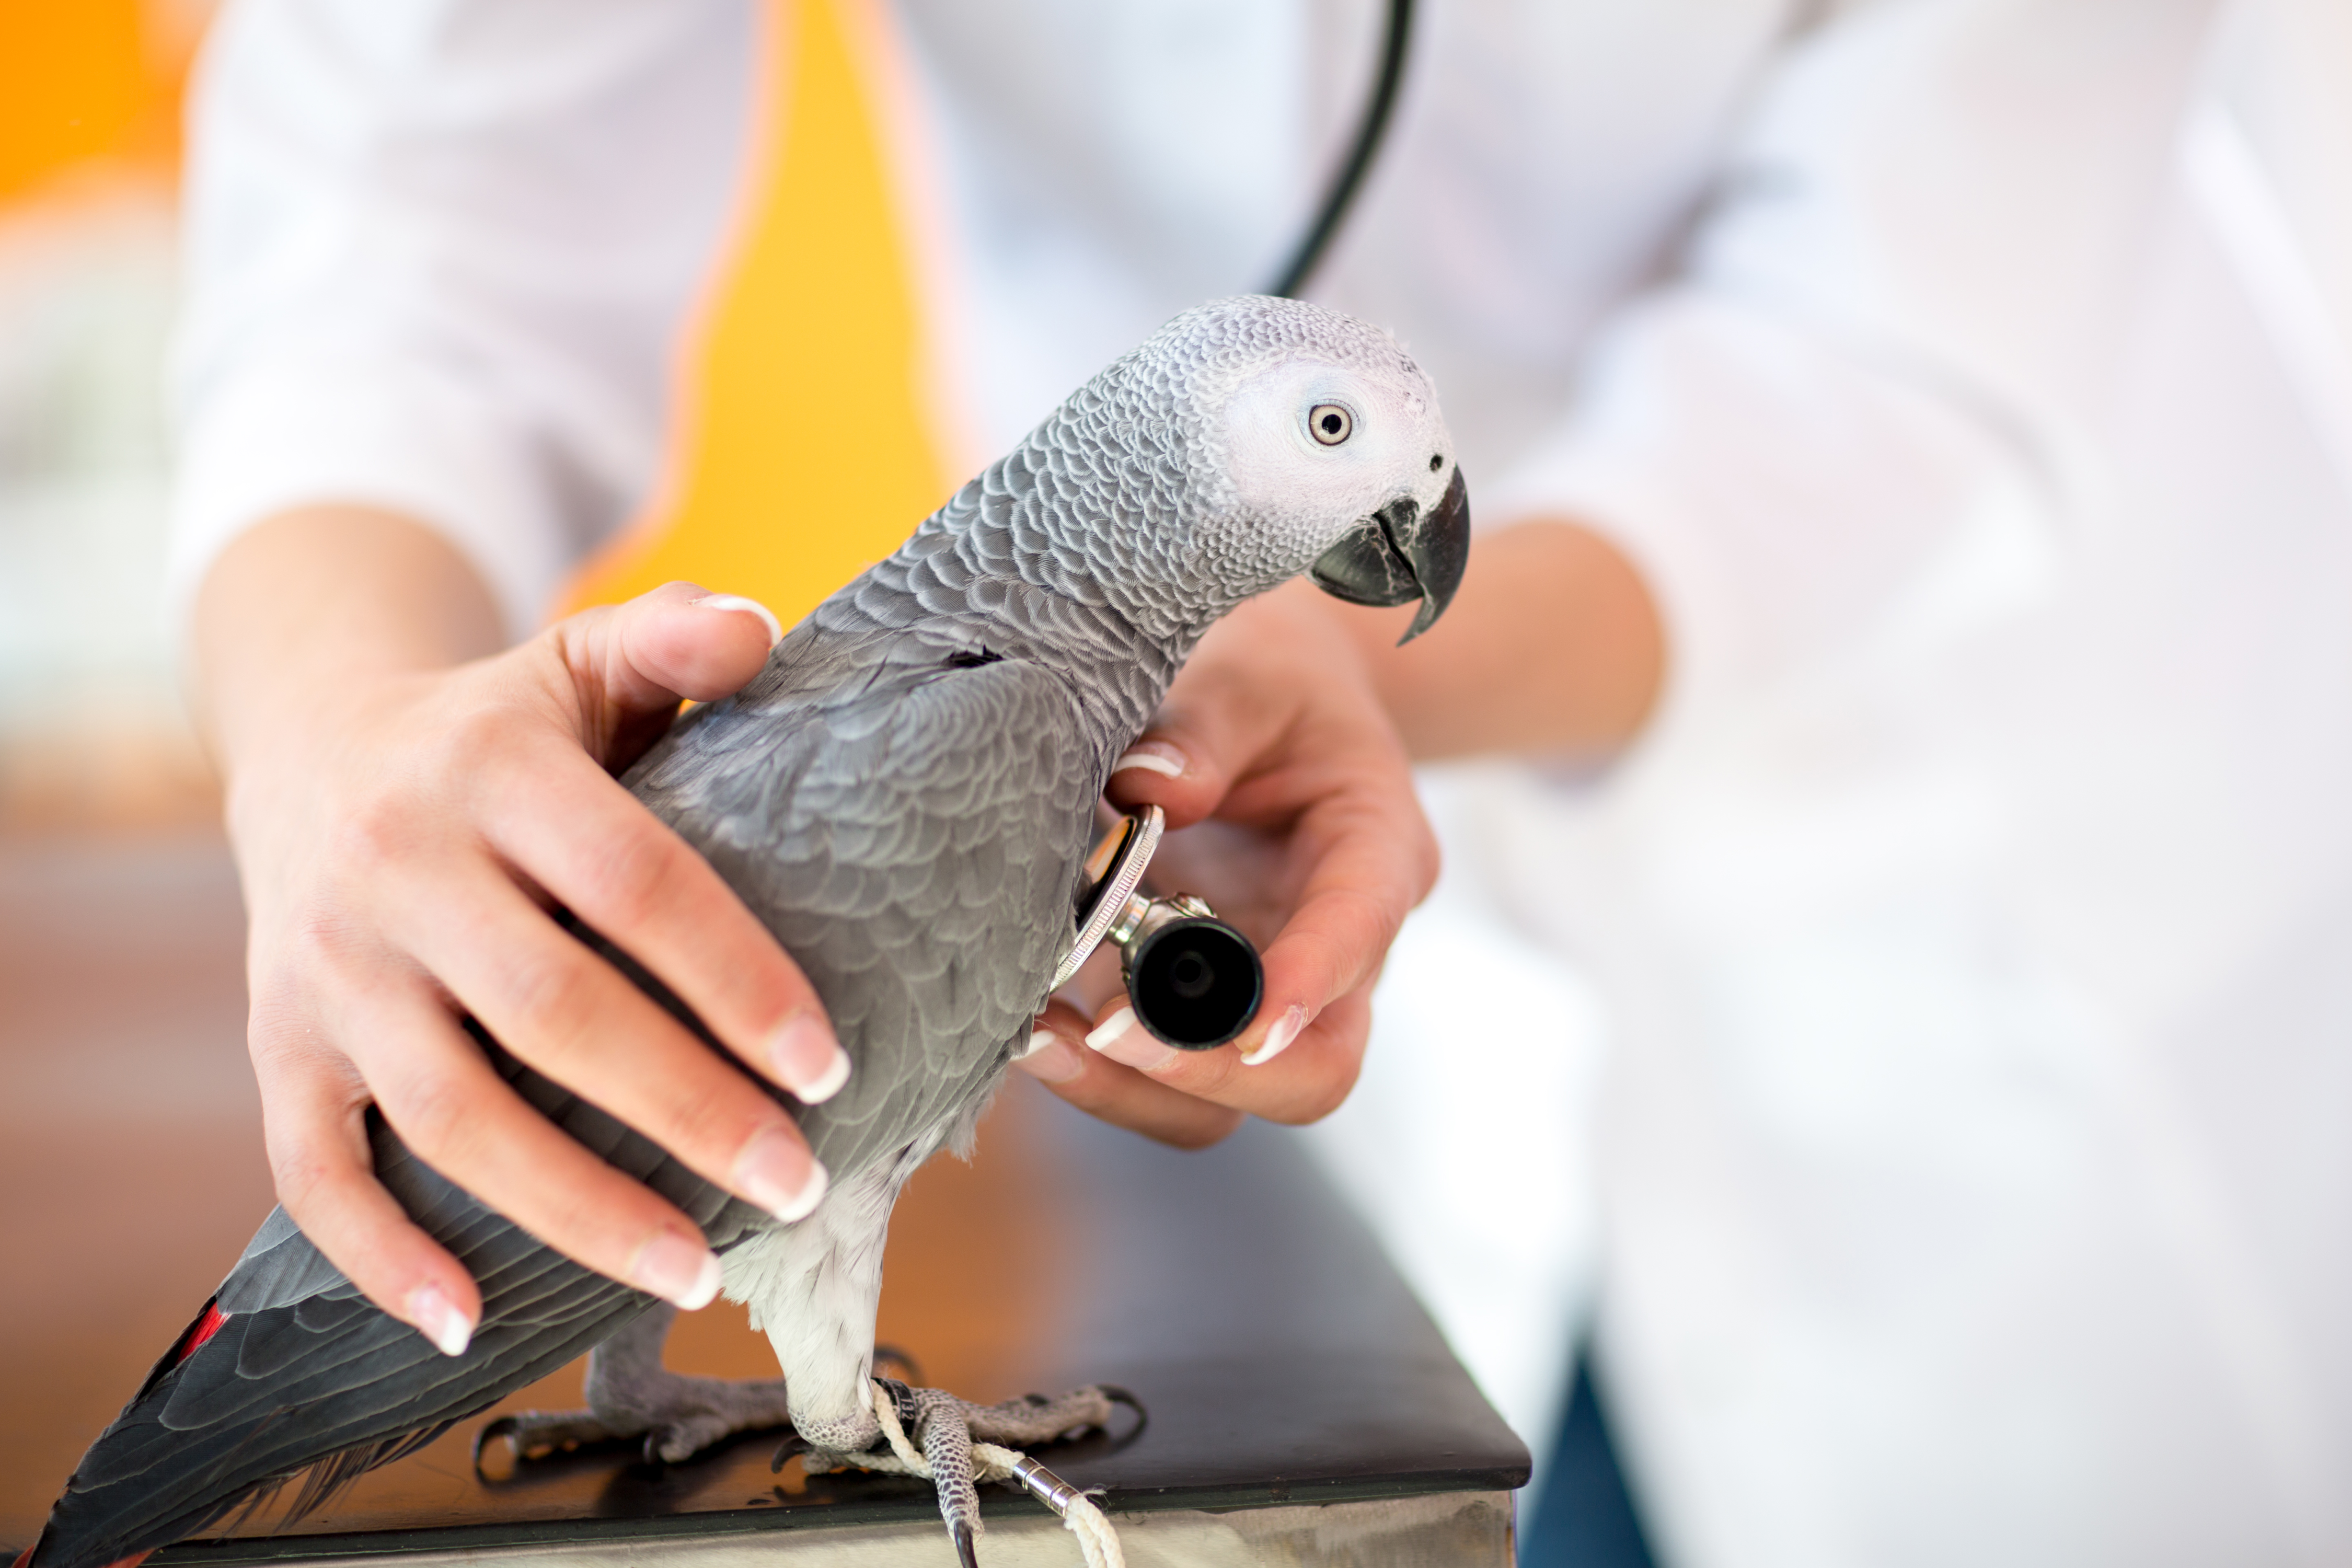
top-left (1483, 0), bottom-right (2225, 734)
top-left (171, 0), bottom-right (758, 639)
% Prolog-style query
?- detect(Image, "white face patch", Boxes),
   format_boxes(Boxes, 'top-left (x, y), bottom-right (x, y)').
top-left (1217, 358), bottom-right (1443, 555)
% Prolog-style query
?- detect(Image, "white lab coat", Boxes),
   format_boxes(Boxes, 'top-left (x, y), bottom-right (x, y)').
top-left (175, 2), bottom-right (2352, 1563)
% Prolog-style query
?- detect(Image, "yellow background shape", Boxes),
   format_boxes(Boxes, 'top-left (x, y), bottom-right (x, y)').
top-left (567, 0), bottom-right (953, 630)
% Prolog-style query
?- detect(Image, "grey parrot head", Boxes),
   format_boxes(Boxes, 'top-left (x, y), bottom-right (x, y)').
top-left (1023, 295), bottom-right (1470, 645)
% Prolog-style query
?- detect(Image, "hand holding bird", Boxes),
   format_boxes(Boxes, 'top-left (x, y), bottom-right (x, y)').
top-left (26, 297), bottom-right (1468, 1568)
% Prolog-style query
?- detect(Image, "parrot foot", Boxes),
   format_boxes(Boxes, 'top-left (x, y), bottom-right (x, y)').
top-left (472, 1302), bottom-right (796, 1474)
top-left (801, 1380), bottom-right (1142, 1568)
top-left (472, 1367), bottom-right (795, 1472)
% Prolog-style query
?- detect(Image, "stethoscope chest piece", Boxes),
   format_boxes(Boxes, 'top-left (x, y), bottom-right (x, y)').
top-left (1054, 805), bottom-right (1264, 1050)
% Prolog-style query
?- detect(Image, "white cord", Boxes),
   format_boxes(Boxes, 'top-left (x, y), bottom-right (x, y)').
top-left (800, 1382), bottom-right (1125, 1568)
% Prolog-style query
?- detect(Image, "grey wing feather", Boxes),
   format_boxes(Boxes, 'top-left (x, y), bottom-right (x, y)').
top-left (216, 1206), bottom-right (346, 1313)
top-left (29, 633), bottom-right (1107, 1568)
top-left (632, 639), bottom-right (1102, 1185)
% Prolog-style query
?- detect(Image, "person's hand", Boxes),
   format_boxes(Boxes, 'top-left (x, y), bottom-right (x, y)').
top-left (1013, 579), bottom-right (1439, 1147)
top-left (211, 550), bottom-right (846, 1356)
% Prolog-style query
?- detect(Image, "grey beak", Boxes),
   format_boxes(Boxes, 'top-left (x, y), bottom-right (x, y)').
top-left (1307, 466), bottom-right (1471, 644)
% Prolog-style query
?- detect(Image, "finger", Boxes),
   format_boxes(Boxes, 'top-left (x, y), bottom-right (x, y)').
top-left (1013, 1004), bottom-right (1244, 1148)
top-left (1108, 681), bottom-right (1433, 1068)
top-left (1073, 984), bottom-right (1374, 1124)
top-left (470, 736), bottom-right (850, 1107)
top-left (384, 851), bottom-right (829, 1227)
top-left (248, 1009), bottom-right (483, 1355)
top-left (1107, 779), bottom-right (1427, 1079)
top-left (324, 973), bottom-right (735, 1308)
top-left (1100, 600), bottom-right (1378, 829)
top-left (1103, 717), bottom-right (1256, 831)
top-left (1237, 816), bottom-right (1425, 1062)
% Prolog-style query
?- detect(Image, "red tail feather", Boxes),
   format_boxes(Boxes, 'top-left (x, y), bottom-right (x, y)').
top-left (177, 1300), bottom-right (229, 1363)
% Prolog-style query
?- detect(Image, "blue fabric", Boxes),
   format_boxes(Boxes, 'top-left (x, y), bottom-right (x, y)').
top-left (1520, 1355), bottom-right (1659, 1568)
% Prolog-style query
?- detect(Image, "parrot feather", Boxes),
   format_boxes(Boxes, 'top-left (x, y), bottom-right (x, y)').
top-left (23, 297), bottom-right (1470, 1568)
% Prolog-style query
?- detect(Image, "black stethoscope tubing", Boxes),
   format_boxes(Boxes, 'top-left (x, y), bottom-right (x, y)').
top-left (1264, 0), bottom-right (1415, 298)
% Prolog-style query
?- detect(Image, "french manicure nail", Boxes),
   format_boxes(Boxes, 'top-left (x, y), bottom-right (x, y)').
top-left (1017, 1031), bottom-right (1085, 1083)
top-left (1086, 1005), bottom-right (1178, 1072)
top-left (1241, 1004), bottom-right (1310, 1066)
top-left (736, 1127), bottom-right (829, 1225)
top-left (692, 593), bottom-right (785, 649)
top-left (406, 1283), bottom-right (473, 1358)
top-left (633, 1230), bottom-right (723, 1310)
top-left (769, 1011), bottom-right (850, 1103)
top-left (1110, 742), bottom-right (1186, 779)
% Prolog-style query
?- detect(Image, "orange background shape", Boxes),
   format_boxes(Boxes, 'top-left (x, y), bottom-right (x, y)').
top-left (1, 1), bottom-right (930, 635)
top-left (566, 0), bottom-right (955, 630)
top-left (0, 0), bottom-right (189, 202)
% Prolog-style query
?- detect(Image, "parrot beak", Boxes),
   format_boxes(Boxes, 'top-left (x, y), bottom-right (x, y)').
top-left (1308, 466), bottom-right (1470, 644)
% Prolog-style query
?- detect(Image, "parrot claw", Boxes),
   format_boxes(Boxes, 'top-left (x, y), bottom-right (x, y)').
top-left (472, 1304), bottom-right (798, 1479)
top-left (797, 1380), bottom-right (1142, 1567)
top-left (472, 1386), bottom-right (797, 1479)
top-left (472, 1411), bottom-right (628, 1478)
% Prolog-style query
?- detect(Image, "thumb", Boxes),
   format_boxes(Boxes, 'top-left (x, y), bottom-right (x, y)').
top-left (608, 582), bottom-right (784, 704)
top-left (1102, 732), bottom-right (1224, 827)
top-left (1103, 687), bottom-right (1275, 827)
top-left (549, 581), bottom-right (784, 763)
top-left (566, 581), bottom-right (782, 707)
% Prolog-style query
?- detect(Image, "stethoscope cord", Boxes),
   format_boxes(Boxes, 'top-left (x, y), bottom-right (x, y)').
top-left (1263, 0), bottom-right (1416, 299)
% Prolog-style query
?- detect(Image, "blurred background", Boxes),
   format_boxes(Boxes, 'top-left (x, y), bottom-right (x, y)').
top-left (16, 5), bottom-right (2352, 1566)
top-left (0, 5), bottom-right (279, 1531)
top-left (0, 0), bottom-right (219, 833)
top-left (0, 8), bottom-right (1103, 1544)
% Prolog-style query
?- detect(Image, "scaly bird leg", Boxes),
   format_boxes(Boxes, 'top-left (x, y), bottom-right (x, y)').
top-left (474, 1303), bottom-right (795, 1470)
top-left (801, 1380), bottom-right (1135, 1568)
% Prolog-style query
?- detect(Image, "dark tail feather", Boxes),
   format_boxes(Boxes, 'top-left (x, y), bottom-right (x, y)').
top-left (31, 1064), bottom-right (743, 1568)
top-left (24, 1278), bottom-right (629, 1568)
top-left (14, 1544), bottom-right (148, 1568)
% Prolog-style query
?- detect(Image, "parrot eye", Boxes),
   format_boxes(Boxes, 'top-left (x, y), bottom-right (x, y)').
top-left (1429, 453), bottom-right (1443, 472)
top-left (1308, 404), bottom-right (1353, 445)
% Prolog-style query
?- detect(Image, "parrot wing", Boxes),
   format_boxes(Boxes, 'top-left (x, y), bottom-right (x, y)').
top-left (633, 635), bottom-right (1104, 1181)
top-left (25, 1074), bottom-right (723, 1568)
top-left (27, 638), bottom-right (1103, 1568)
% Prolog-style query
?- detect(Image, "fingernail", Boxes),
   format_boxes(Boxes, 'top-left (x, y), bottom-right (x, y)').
top-left (632, 1230), bottom-right (723, 1309)
top-left (1016, 1029), bottom-right (1085, 1083)
top-left (769, 1011), bottom-right (850, 1103)
top-left (406, 1283), bottom-right (473, 1357)
top-left (692, 593), bottom-right (785, 649)
top-left (1242, 1004), bottom-right (1310, 1066)
top-left (1086, 1005), bottom-right (1178, 1072)
top-left (1111, 742), bottom-right (1186, 780)
top-left (735, 1127), bottom-right (830, 1225)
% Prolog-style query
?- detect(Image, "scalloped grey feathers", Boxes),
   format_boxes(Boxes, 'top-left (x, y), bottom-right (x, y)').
top-left (25, 296), bottom-right (1461, 1568)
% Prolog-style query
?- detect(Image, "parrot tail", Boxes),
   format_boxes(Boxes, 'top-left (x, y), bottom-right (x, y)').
top-left (31, 1080), bottom-right (724, 1568)
top-left (13, 1546), bottom-right (150, 1568)
top-left (22, 1290), bottom-right (443, 1568)
top-left (21, 1277), bottom-right (610, 1568)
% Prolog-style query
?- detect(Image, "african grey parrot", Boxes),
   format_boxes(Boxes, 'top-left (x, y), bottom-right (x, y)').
top-left (20, 294), bottom-right (1469, 1568)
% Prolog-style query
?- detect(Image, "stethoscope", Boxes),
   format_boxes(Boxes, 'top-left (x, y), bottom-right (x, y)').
top-left (1052, 0), bottom-right (1416, 1050)
top-left (1054, 805), bottom-right (1262, 1050)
